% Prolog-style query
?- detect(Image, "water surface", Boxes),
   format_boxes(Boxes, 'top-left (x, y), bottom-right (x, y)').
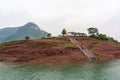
top-left (0, 60), bottom-right (120, 80)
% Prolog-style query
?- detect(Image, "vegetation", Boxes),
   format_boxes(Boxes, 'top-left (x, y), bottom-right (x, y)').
top-left (108, 37), bottom-right (118, 42)
top-left (64, 43), bottom-right (74, 48)
top-left (73, 32), bottom-right (87, 37)
top-left (0, 42), bottom-right (10, 47)
top-left (0, 53), bottom-right (5, 56)
top-left (25, 36), bottom-right (30, 40)
top-left (87, 27), bottom-right (118, 42)
top-left (62, 28), bottom-right (67, 36)
top-left (0, 41), bottom-right (17, 47)
top-left (87, 27), bottom-right (99, 36)
top-left (41, 37), bottom-right (46, 39)
top-left (0, 22), bottom-right (48, 43)
top-left (97, 34), bottom-right (108, 40)
top-left (47, 33), bottom-right (52, 38)
top-left (60, 27), bottom-right (117, 42)
top-left (57, 34), bottom-right (63, 38)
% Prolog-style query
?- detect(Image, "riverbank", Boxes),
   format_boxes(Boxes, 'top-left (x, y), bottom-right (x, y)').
top-left (0, 37), bottom-right (120, 63)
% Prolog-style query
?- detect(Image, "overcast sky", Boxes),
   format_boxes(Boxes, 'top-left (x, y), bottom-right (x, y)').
top-left (0, 0), bottom-right (120, 41)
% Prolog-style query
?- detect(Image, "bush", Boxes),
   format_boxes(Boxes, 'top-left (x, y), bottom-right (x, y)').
top-left (64, 43), bottom-right (74, 48)
top-left (89, 33), bottom-right (118, 42)
top-left (25, 36), bottom-right (30, 40)
top-left (87, 27), bottom-right (99, 36)
top-left (97, 34), bottom-right (108, 40)
top-left (90, 35), bottom-right (98, 38)
top-left (62, 28), bottom-right (67, 36)
top-left (47, 33), bottom-right (52, 38)
top-left (108, 37), bottom-right (118, 42)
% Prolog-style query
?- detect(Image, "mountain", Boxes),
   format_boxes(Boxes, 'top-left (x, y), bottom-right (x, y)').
top-left (0, 22), bottom-right (48, 43)
top-left (0, 27), bottom-right (20, 38)
top-left (0, 27), bottom-right (20, 42)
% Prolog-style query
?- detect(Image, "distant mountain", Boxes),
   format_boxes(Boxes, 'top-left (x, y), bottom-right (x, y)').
top-left (0, 27), bottom-right (20, 42)
top-left (0, 22), bottom-right (48, 43)
top-left (0, 27), bottom-right (20, 38)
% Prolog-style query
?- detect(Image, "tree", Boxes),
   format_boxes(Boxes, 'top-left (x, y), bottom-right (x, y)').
top-left (87, 27), bottom-right (118, 42)
top-left (57, 34), bottom-right (63, 38)
top-left (108, 37), bottom-right (118, 42)
top-left (87, 27), bottom-right (99, 36)
top-left (97, 34), bottom-right (108, 40)
top-left (47, 33), bottom-right (52, 38)
top-left (78, 33), bottom-right (87, 37)
top-left (62, 28), bottom-right (67, 36)
top-left (73, 32), bottom-right (77, 36)
top-left (25, 36), bottom-right (30, 40)
top-left (108, 37), bottom-right (114, 41)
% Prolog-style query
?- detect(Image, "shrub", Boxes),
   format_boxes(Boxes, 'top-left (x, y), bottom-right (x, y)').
top-left (64, 43), bottom-right (74, 48)
top-left (25, 36), bottom-right (30, 40)
top-left (62, 28), bottom-right (67, 36)
top-left (47, 33), bottom-right (52, 38)
top-left (97, 34), bottom-right (108, 40)
top-left (87, 27), bottom-right (99, 36)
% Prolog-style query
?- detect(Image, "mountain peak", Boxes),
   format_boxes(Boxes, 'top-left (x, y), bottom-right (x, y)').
top-left (26, 22), bottom-right (36, 25)
top-left (0, 22), bottom-right (48, 43)
top-left (24, 22), bottom-right (37, 26)
top-left (23, 22), bottom-right (40, 30)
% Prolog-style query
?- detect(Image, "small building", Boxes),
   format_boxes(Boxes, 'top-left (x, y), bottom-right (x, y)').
top-left (67, 32), bottom-right (87, 37)
top-left (67, 32), bottom-right (75, 36)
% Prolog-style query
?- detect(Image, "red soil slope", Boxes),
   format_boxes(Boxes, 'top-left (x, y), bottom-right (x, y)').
top-left (0, 37), bottom-right (120, 62)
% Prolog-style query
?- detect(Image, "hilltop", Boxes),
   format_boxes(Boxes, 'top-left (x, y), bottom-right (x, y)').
top-left (0, 37), bottom-right (120, 63)
top-left (0, 22), bottom-right (48, 43)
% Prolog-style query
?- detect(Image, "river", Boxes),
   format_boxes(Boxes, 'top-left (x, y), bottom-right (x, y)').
top-left (0, 60), bottom-right (120, 80)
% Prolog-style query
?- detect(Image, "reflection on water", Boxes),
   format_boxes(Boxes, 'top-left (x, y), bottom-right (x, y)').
top-left (0, 60), bottom-right (120, 80)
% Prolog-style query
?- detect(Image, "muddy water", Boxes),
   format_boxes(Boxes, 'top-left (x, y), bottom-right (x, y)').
top-left (0, 60), bottom-right (120, 80)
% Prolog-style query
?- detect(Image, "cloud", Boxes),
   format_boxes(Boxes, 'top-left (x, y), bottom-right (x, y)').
top-left (0, 0), bottom-right (120, 41)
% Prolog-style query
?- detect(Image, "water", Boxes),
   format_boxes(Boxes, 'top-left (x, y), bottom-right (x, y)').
top-left (0, 60), bottom-right (120, 80)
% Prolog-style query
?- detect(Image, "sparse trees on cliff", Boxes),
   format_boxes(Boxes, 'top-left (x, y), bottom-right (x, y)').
top-left (25, 36), bottom-right (30, 40)
top-left (87, 27), bottom-right (118, 42)
top-left (47, 33), bottom-right (52, 38)
top-left (62, 28), bottom-right (67, 36)
top-left (87, 27), bottom-right (99, 36)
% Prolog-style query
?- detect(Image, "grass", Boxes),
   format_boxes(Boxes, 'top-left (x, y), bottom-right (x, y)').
top-left (0, 42), bottom-right (11, 47)
top-left (43, 42), bottom-right (57, 47)
top-left (0, 40), bottom-right (19, 47)
top-left (40, 39), bottom-right (65, 43)
top-left (0, 53), bottom-right (5, 56)
top-left (92, 43), bottom-right (99, 49)
top-left (64, 43), bottom-right (74, 48)
top-left (29, 41), bottom-right (58, 47)
top-left (37, 39), bottom-right (65, 47)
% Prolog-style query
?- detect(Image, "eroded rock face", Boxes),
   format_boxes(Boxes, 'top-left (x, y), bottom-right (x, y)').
top-left (0, 37), bottom-right (120, 62)
top-left (0, 46), bottom-right (66, 62)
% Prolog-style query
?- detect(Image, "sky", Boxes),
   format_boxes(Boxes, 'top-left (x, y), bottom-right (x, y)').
top-left (0, 0), bottom-right (120, 41)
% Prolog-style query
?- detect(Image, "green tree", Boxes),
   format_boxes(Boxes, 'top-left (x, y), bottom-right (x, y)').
top-left (97, 34), bottom-right (108, 40)
top-left (108, 37), bottom-right (114, 41)
top-left (62, 28), bottom-right (67, 36)
top-left (47, 33), bottom-right (52, 38)
top-left (87, 27), bottom-right (99, 36)
top-left (25, 36), bottom-right (30, 40)
top-left (78, 33), bottom-right (87, 37)
top-left (108, 37), bottom-right (118, 42)
top-left (73, 32), bottom-right (77, 37)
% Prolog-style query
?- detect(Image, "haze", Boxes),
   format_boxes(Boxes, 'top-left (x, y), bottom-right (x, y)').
top-left (0, 0), bottom-right (120, 41)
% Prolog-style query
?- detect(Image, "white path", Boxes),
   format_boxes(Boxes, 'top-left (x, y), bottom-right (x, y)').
top-left (68, 37), bottom-right (97, 61)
